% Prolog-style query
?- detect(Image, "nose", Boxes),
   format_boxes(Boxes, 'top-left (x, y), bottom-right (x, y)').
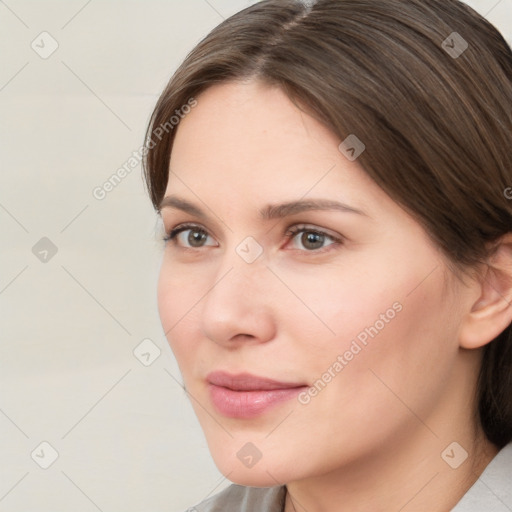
top-left (199, 255), bottom-right (277, 347)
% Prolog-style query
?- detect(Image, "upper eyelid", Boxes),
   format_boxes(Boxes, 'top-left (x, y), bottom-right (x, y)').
top-left (286, 224), bottom-right (340, 239)
top-left (166, 222), bottom-right (337, 235)
top-left (166, 222), bottom-right (342, 246)
top-left (166, 222), bottom-right (212, 239)
top-left (165, 220), bottom-right (209, 233)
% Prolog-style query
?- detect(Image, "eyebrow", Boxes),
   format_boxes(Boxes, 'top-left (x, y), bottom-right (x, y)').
top-left (158, 196), bottom-right (368, 219)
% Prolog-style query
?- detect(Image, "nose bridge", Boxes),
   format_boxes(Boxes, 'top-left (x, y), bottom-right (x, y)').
top-left (212, 235), bottom-right (268, 298)
top-left (199, 242), bottom-right (275, 344)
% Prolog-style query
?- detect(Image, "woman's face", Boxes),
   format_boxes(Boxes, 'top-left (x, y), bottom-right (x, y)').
top-left (158, 80), bottom-right (474, 485)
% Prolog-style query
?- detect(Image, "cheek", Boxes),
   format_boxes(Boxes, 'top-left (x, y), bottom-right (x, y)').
top-left (305, 264), bottom-right (457, 426)
top-left (280, 272), bottom-right (456, 473)
top-left (286, 251), bottom-right (456, 395)
top-left (157, 259), bottom-right (204, 362)
top-left (275, 258), bottom-right (404, 356)
top-left (157, 256), bottom-right (207, 320)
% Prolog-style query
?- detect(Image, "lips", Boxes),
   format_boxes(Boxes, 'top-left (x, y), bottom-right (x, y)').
top-left (207, 371), bottom-right (305, 391)
top-left (206, 371), bottom-right (308, 418)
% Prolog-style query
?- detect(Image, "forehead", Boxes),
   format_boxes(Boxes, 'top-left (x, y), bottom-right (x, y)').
top-left (167, 80), bottom-right (369, 200)
top-left (172, 81), bottom-right (334, 162)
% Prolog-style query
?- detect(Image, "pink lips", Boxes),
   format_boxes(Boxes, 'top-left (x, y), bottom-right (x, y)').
top-left (207, 371), bottom-right (307, 418)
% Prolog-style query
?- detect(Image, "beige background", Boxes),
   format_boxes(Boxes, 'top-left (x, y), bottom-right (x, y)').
top-left (1, 1), bottom-right (511, 511)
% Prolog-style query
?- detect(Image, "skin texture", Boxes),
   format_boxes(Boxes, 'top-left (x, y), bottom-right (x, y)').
top-left (157, 80), bottom-right (510, 512)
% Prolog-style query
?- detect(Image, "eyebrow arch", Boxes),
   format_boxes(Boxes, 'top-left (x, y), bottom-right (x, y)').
top-left (259, 199), bottom-right (368, 219)
top-left (159, 195), bottom-right (207, 218)
top-left (158, 196), bottom-right (368, 219)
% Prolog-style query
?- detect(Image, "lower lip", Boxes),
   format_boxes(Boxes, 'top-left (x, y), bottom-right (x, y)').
top-left (208, 384), bottom-right (307, 418)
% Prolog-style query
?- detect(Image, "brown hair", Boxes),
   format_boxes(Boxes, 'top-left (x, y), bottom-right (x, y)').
top-left (142, 0), bottom-right (512, 447)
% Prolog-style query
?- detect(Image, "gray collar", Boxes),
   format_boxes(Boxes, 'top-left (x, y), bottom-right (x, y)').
top-left (451, 442), bottom-right (512, 511)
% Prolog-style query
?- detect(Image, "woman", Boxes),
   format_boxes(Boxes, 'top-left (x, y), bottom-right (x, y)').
top-left (142, 0), bottom-right (512, 510)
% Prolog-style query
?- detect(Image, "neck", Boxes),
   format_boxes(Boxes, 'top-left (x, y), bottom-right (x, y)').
top-left (284, 432), bottom-right (498, 512)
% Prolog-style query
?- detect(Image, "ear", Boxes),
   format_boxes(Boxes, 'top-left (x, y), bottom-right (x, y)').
top-left (459, 233), bottom-right (512, 349)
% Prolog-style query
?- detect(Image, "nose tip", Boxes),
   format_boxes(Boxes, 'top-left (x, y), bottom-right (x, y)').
top-left (199, 260), bottom-right (277, 347)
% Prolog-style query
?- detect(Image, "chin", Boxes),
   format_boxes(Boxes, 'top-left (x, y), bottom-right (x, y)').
top-left (209, 447), bottom-right (294, 488)
top-left (219, 465), bottom-right (286, 487)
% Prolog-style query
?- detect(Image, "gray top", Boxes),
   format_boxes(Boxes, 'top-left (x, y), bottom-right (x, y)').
top-left (190, 442), bottom-right (512, 511)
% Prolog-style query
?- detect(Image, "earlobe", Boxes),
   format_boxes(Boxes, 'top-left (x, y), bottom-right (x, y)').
top-left (459, 234), bottom-right (512, 350)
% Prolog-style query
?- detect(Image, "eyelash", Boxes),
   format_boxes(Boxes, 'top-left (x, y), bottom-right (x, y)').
top-left (162, 223), bottom-right (343, 253)
top-left (163, 223), bottom-right (210, 245)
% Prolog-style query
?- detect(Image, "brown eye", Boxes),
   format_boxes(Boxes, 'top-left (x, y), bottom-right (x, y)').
top-left (187, 229), bottom-right (208, 247)
top-left (286, 226), bottom-right (339, 252)
top-left (301, 231), bottom-right (326, 250)
top-left (165, 225), bottom-right (217, 248)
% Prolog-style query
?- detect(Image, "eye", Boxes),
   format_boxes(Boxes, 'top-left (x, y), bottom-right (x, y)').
top-left (285, 225), bottom-right (340, 251)
top-left (164, 223), bottom-right (217, 248)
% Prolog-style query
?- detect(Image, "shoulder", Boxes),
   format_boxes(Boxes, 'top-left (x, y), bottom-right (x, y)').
top-left (186, 484), bottom-right (286, 512)
top-left (452, 442), bottom-right (512, 511)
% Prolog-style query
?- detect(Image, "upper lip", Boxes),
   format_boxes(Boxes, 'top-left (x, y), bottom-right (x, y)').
top-left (207, 371), bottom-right (307, 391)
